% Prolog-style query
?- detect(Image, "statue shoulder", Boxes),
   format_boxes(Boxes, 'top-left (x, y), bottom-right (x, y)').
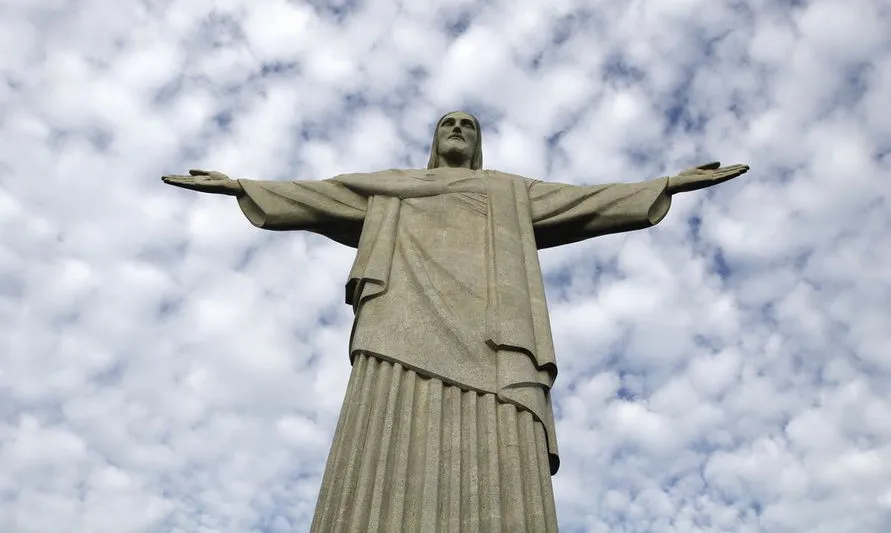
top-left (482, 169), bottom-right (538, 187)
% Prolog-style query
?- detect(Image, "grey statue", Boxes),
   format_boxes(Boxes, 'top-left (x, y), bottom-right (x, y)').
top-left (162, 111), bottom-right (748, 532)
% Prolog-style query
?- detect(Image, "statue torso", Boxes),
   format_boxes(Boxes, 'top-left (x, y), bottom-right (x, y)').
top-left (349, 171), bottom-right (495, 390)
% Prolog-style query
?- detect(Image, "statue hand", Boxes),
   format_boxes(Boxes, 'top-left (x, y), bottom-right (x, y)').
top-left (161, 169), bottom-right (243, 196)
top-left (667, 161), bottom-right (750, 194)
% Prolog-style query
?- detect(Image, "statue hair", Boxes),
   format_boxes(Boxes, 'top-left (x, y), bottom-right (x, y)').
top-left (426, 111), bottom-right (483, 170)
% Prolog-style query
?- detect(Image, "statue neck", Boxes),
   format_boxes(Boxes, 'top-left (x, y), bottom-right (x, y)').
top-left (436, 153), bottom-right (473, 169)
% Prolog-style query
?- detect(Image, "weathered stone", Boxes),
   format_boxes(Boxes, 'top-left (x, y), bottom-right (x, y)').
top-left (162, 111), bottom-right (749, 531)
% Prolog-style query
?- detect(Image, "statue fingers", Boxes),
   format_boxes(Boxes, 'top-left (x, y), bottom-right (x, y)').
top-left (720, 164), bottom-right (749, 176)
top-left (189, 169), bottom-right (230, 180)
top-left (162, 174), bottom-right (218, 190)
top-left (713, 164), bottom-right (750, 181)
top-left (162, 174), bottom-right (193, 185)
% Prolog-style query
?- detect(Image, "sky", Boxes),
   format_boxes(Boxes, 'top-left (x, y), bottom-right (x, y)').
top-left (1, 0), bottom-right (889, 531)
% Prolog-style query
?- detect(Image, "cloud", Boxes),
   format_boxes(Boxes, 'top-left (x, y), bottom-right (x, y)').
top-left (1, 0), bottom-right (889, 532)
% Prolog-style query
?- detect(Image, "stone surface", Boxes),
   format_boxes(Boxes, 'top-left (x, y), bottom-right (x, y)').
top-left (161, 111), bottom-right (749, 531)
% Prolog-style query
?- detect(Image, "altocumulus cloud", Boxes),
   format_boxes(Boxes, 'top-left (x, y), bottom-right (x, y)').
top-left (1, 0), bottom-right (889, 532)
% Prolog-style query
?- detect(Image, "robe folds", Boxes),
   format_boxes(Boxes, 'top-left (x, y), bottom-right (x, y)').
top-left (236, 168), bottom-right (671, 530)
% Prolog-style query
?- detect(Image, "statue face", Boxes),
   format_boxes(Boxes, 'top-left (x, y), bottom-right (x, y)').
top-left (435, 112), bottom-right (478, 166)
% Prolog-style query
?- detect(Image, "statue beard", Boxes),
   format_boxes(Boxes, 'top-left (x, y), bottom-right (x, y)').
top-left (436, 144), bottom-right (475, 168)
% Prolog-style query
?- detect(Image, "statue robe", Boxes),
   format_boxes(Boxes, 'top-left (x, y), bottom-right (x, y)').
top-left (236, 168), bottom-right (671, 532)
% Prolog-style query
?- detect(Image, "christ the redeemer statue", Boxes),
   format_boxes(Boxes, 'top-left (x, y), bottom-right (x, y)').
top-left (162, 111), bottom-right (748, 532)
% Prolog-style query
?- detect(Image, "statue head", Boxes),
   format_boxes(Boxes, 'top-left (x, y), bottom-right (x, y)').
top-left (427, 111), bottom-right (483, 170)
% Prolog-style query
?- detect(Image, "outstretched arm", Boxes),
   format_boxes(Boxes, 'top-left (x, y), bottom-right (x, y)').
top-left (529, 161), bottom-right (748, 249)
top-left (162, 169), bottom-right (367, 247)
top-left (529, 176), bottom-right (672, 249)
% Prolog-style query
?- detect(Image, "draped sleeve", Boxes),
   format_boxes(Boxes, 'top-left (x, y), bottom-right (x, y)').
top-left (528, 177), bottom-right (672, 249)
top-left (236, 178), bottom-right (367, 248)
